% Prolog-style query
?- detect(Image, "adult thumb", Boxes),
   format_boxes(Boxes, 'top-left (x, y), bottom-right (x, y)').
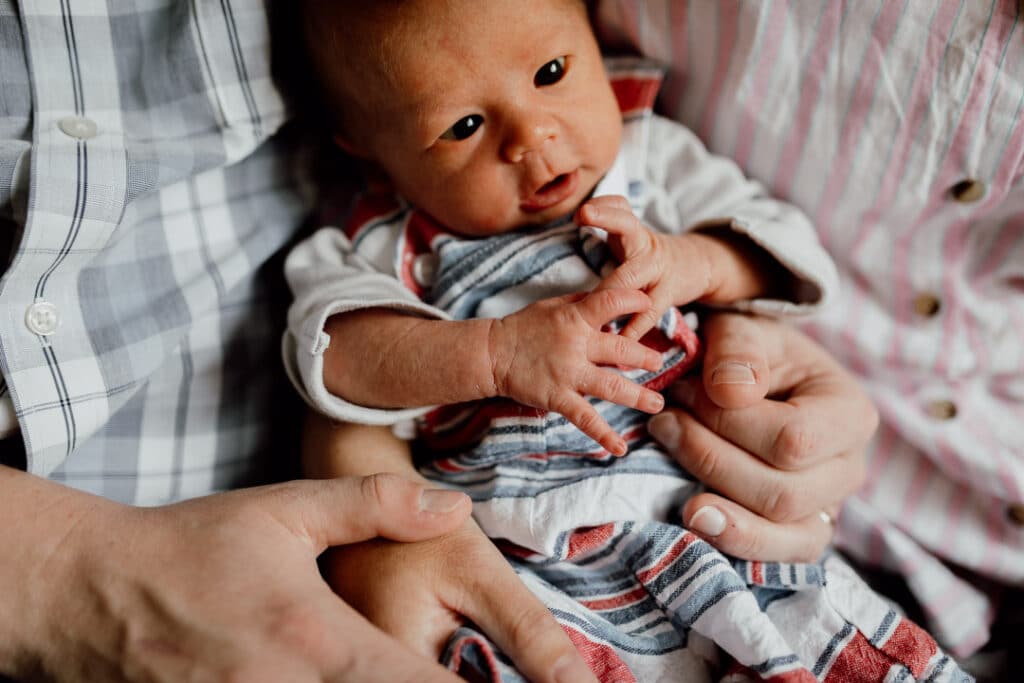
top-left (697, 312), bottom-right (771, 410)
top-left (270, 474), bottom-right (472, 552)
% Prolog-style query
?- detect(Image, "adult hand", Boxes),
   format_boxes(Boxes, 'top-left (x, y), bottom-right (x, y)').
top-left (302, 417), bottom-right (598, 683)
top-left (647, 312), bottom-right (877, 562)
top-left (323, 518), bottom-right (598, 683)
top-left (2, 467), bottom-right (473, 682)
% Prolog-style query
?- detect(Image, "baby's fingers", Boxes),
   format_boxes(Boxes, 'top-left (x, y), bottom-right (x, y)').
top-left (589, 332), bottom-right (662, 372)
top-left (575, 288), bottom-right (652, 328)
top-left (554, 393), bottom-right (627, 455)
top-left (619, 305), bottom-right (664, 341)
top-left (579, 368), bottom-right (664, 416)
top-left (594, 258), bottom-right (651, 293)
top-left (578, 196), bottom-right (644, 242)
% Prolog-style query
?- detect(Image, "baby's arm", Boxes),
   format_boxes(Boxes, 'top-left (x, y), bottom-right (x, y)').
top-left (323, 289), bottom-right (665, 455)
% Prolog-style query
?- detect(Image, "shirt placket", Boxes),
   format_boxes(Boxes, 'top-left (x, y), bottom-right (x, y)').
top-left (0, 4), bottom-right (127, 474)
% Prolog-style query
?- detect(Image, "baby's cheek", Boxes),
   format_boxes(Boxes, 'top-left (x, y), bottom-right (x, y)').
top-left (450, 177), bottom-right (519, 236)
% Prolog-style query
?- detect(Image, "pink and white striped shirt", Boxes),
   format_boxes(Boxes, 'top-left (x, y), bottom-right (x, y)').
top-left (594, 0), bottom-right (1024, 657)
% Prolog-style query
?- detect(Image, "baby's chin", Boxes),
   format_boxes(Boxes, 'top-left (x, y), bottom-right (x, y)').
top-left (445, 206), bottom-right (572, 237)
top-left (456, 209), bottom-right (576, 237)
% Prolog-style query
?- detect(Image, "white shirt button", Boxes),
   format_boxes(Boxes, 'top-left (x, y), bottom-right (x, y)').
top-left (58, 116), bottom-right (98, 140)
top-left (25, 301), bottom-right (60, 336)
top-left (412, 254), bottom-right (439, 288)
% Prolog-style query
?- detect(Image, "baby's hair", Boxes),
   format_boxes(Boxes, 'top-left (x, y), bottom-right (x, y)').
top-left (296, 0), bottom-right (409, 136)
top-left (296, 0), bottom-right (591, 136)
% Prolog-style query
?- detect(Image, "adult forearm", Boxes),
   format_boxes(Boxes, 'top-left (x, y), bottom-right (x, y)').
top-left (0, 466), bottom-right (104, 675)
top-left (322, 308), bottom-right (497, 409)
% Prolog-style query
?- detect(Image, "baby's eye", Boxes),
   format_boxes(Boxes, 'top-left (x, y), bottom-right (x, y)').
top-left (534, 57), bottom-right (567, 87)
top-left (440, 114), bottom-right (484, 141)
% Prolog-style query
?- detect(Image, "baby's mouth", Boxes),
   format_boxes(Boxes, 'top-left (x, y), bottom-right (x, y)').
top-left (520, 171), bottom-right (579, 213)
top-left (539, 174), bottom-right (569, 193)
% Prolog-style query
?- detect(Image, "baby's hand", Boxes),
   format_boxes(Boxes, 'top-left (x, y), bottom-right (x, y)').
top-left (578, 195), bottom-right (752, 340)
top-left (487, 289), bottom-right (665, 455)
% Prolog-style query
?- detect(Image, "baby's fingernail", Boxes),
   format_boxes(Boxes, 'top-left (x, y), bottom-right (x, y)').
top-left (647, 413), bottom-right (680, 450)
top-left (419, 488), bottom-right (466, 513)
top-left (711, 361), bottom-right (756, 385)
top-left (688, 506), bottom-right (727, 537)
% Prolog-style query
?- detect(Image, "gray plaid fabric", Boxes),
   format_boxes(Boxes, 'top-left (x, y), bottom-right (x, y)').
top-left (0, 0), bottom-right (309, 504)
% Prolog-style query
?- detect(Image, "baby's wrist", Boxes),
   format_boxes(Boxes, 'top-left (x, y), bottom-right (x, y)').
top-left (482, 317), bottom-right (510, 399)
top-left (688, 227), bottom-right (784, 303)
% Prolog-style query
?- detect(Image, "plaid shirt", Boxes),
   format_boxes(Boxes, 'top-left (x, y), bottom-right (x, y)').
top-left (0, 1), bottom-right (307, 503)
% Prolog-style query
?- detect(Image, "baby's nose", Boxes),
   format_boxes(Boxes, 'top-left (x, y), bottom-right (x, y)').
top-left (501, 113), bottom-right (557, 163)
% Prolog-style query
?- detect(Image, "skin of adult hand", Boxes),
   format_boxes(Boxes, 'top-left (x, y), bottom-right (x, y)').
top-left (647, 312), bottom-right (877, 563)
top-left (2, 469), bottom-right (474, 683)
top-left (303, 417), bottom-right (598, 683)
top-left (322, 519), bottom-right (599, 683)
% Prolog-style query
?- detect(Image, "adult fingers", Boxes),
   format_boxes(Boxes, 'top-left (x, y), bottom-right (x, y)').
top-left (460, 558), bottom-right (599, 683)
top-left (668, 374), bottom-right (873, 471)
top-left (647, 408), bottom-right (865, 523)
top-left (261, 474), bottom-right (472, 552)
top-left (680, 492), bottom-right (836, 563)
top-left (694, 312), bottom-right (772, 410)
top-left (673, 341), bottom-right (877, 472)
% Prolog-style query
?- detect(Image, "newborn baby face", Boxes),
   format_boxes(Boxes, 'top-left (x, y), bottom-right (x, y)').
top-left (340, 0), bottom-right (623, 236)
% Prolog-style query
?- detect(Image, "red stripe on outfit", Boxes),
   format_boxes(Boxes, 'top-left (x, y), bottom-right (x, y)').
top-left (821, 630), bottom-right (895, 683)
top-left (611, 75), bottom-right (663, 116)
top-left (580, 585), bottom-right (649, 611)
top-left (567, 523), bottom-right (617, 560)
top-left (562, 624), bottom-right (637, 683)
top-left (879, 619), bottom-right (939, 679)
top-left (344, 191), bottom-right (401, 240)
top-left (636, 533), bottom-right (698, 583)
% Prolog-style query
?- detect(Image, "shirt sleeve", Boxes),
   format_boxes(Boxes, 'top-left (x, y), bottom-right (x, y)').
top-left (282, 224), bottom-right (449, 425)
top-left (642, 115), bottom-right (838, 316)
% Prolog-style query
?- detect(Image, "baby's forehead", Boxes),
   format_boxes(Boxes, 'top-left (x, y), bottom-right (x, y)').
top-left (316, 0), bottom-right (589, 116)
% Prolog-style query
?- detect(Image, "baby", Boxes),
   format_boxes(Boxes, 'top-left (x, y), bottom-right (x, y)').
top-left (283, 1), bottom-right (967, 681)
